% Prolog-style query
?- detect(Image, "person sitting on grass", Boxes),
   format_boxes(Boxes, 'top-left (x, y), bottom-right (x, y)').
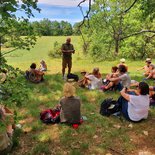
top-left (101, 66), bottom-right (118, 91)
top-left (78, 70), bottom-right (89, 88)
top-left (92, 67), bottom-right (102, 79)
top-left (84, 67), bottom-right (102, 90)
top-left (118, 58), bottom-right (128, 71)
top-left (137, 58), bottom-right (153, 77)
top-left (57, 83), bottom-right (81, 124)
top-left (39, 60), bottom-right (47, 72)
top-left (117, 82), bottom-right (150, 122)
top-left (104, 65), bottom-right (131, 91)
top-left (0, 105), bottom-right (14, 155)
top-left (26, 63), bottom-right (44, 83)
top-left (148, 86), bottom-right (155, 106)
top-left (144, 64), bottom-right (155, 80)
top-left (0, 69), bottom-right (7, 84)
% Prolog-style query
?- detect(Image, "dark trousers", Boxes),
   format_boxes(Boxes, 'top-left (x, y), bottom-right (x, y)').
top-left (118, 92), bottom-right (136, 121)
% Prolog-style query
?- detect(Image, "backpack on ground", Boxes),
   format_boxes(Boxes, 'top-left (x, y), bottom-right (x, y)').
top-left (100, 98), bottom-right (120, 117)
top-left (67, 73), bottom-right (79, 82)
top-left (40, 108), bottom-right (60, 124)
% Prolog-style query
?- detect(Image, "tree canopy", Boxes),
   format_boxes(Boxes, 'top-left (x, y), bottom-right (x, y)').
top-left (79, 0), bottom-right (155, 60)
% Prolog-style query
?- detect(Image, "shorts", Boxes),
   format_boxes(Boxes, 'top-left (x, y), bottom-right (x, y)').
top-left (62, 57), bottom-right (72, 69)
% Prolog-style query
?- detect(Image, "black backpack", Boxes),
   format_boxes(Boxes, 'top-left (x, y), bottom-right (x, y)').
top-left (67, 73), bottom-right (79, 82)
top-left (100, 98), bottom-right (120, 116)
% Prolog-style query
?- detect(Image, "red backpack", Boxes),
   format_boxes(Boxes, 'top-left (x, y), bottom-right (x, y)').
top-left (40, 109), bottom-right (60, 124)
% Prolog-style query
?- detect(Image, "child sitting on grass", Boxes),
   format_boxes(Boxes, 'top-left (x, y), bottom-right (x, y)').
top-left (39, 60), bottom-right (47, 72)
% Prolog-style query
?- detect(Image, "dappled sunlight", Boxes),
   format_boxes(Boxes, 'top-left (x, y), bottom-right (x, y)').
top-left (38, 124), bottom-right (61, 143)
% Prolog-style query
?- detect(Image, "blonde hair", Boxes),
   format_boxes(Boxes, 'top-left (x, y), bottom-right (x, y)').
top-left (63, 83), bottom-right (76, 97)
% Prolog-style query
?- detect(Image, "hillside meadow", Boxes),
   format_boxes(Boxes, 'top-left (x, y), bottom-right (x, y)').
top-left (4, 36), bottom-right (154, 76)
top-left (2, 36), bottom-right (155, 155)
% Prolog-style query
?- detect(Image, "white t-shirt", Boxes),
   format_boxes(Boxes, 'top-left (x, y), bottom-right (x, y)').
top-left (119, 73), bottom-right (131, 88)
top-left (85, 75), bottom-right (101, 90)
top-left (128, 95), bottom-right (150, 121)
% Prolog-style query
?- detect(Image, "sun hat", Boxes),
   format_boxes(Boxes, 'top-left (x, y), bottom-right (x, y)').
top-left (80, 70), bottom-right (87, 73)
top-left (145, 58), bottom-right (151, 62)
top-left (120, 58), bottom-right (125, 63)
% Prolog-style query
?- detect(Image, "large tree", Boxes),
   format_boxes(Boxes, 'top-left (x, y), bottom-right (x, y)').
top-left (80, 0), bottom-right (155, 59)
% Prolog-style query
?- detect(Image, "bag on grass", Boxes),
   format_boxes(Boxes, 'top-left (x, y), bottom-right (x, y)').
top-left (100, 98), bottom-right (120, 117)
top-left (67, 73), bottom-right (79, 82)
top-left (40, 108), bottom-right (60, 124)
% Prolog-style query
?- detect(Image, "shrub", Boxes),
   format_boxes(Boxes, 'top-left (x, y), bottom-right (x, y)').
top-left (48, 41), bottom-right (62, 58)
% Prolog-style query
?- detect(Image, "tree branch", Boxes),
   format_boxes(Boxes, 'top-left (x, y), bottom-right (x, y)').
top-left (78, 0), bottom-right (92, 28)
top-left (1, 48), bottom-right (18, 57)
top-left (121, 30), bottom-right (155, 40)
top-left (123, 0), bottom-right (138, 14)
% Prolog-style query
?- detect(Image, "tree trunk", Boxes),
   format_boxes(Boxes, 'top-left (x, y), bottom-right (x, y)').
top-left (115, 39), bottom-right (119, 55)
top-left (0, 37), bottom-right (2, 65)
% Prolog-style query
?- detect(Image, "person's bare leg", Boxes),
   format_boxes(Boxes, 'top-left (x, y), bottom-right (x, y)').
top-left (62, 67), bottom-right (65, 77)
top-left (68, 67), bottom-right (71, 75)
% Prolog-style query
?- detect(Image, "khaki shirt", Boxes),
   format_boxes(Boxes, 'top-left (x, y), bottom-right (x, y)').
top-left (61, 43), bottom-right (74, 59)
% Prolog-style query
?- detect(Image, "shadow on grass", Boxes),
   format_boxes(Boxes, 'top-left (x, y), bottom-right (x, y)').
top-left (12, 72), bottom-right (155, 155)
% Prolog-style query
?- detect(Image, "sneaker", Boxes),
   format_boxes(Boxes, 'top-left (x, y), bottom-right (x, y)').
top-left (62, 75), bottom-right (67, 81)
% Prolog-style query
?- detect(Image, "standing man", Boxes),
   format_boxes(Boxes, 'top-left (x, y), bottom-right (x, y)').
top-left (61, 38), bottom-right (75, 79)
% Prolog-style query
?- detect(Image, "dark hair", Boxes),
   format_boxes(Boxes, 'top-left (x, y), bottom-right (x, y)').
top-left (118, 65), bottom-right (127, 73)
top-left (30, 63), bottom-right (36, 69)
top-left (139, 82), bottom-right (149, 95)
top-left (112, 66), bottom-right (118, 73)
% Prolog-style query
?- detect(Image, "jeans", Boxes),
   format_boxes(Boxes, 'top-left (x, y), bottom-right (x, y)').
top-left (118, 96), bottom-right (130, 121)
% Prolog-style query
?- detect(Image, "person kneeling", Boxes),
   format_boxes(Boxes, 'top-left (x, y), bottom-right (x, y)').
top-left (57, 83), bottom-right (81, 124)
top-left (118, 82), bottom-right (150, 122)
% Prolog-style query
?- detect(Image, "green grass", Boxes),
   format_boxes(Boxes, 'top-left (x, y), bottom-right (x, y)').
top-left (5, 36), bottom-right (155, 155)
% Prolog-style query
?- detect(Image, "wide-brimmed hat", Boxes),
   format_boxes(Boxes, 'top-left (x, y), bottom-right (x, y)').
top-left (146, 58), bottom-right (151, 62)
top-left (120, 58), bottom-right (125, 63)
top-left (80, 70), bottom-right (86, 73)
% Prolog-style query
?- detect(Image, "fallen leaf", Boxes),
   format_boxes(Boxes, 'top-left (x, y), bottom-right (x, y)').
top-left (143, 131), bottom-right (148, 136)
top-left (113, 124), bottom-right (121, 129)
top-left (128, 123), bottom-right (133, 128)
top-left (93, 135), bottom-right (98, 139)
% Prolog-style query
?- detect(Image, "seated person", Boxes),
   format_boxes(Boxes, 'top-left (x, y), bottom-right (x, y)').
top-left (144, 64), bottom-right (155, 80)
top-left (101, 66), bottom-right (118, 91)
top-left (78, 70), bottom-right (89, 88)
top-left (149, 86), bottom-right (155, 106)
top-left (26, 63), bottom-right (44, 83)
top-left (0, 105), bottom-right (14, 155)
top-left (118, 82), bottom-right (150, 122)
top-left (57, 83), bottom-right (81, 124)
top-left (92, 67), bottom-right (102, 79)
top-left (0, 69), bottom-right (7, 84)
top-left (39, 60), bottom-right (47, 72)
top-left (137, 58), bottom-right (152, 77)
top-left (105, 65), bottom-right (131, 91)
top-left (85, 67), bottom-right (102, 90)
top-left (117, 58), bottom-right (128, 71)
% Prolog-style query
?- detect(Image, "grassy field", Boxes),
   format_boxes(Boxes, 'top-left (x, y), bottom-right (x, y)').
top-left (3, 36), bottom-right (155, 155)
